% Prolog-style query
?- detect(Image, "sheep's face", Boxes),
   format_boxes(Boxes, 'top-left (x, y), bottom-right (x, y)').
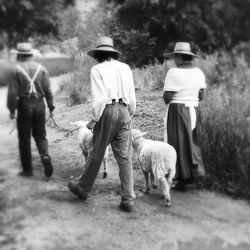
top-left (131, 129), bottom-right (147, 139)
top-left (131, 129), bottom-right (147, 150)
top-left (70, 120), bottom-right (89, 128)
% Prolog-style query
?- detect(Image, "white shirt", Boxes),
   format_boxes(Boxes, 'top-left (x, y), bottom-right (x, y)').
top-left (90, 59), bottom-right (136, 121)
top-left (164, 67), bottom-right (206, 105)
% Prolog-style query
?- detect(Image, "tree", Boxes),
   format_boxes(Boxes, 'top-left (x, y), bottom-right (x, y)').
top-left (0, 0), bottom-right (75, 47)
top-left (106, 0), bottom-right (250, 66)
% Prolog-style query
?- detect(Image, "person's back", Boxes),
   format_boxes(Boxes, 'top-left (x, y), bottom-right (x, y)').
top-left (91, 59), bottom-right (136, 119)
top-left (7, 42), bottom-right (54, 178)
top-left (68, 37), bottom-right (136, 213)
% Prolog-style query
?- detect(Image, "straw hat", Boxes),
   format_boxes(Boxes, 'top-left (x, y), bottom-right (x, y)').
top-left (164, 42), bottom-right (199, 58)
top-left (16, 42), bottom-right (34, 55)
top-left (87, 36), bottom-right (120, 58)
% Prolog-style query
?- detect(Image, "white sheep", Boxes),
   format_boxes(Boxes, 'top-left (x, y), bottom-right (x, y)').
top-left (131, 129), bottom-right (177, 206)
top-left (70, 121), bottom-right (111, 178)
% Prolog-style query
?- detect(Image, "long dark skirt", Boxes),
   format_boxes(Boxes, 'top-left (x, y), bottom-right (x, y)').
top-left (167, 103), bottom-right (205, 182)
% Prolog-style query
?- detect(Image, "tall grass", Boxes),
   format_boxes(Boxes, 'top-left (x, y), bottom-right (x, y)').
top-left (133, 60), bottom-right (174, 90)
top-left (59, 54), bottom-right (95, 105)
top-left (196, 54), bottom-right (250, 197)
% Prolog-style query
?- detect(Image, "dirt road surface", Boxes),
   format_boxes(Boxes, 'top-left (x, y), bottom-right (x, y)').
top-left (1, 79), bottom-right (250, 250)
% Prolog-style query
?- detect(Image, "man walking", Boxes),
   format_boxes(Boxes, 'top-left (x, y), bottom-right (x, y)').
top-left (68, 36), bottom-right (136, 212)
top-left (7, 42), bottom-right (55, 177)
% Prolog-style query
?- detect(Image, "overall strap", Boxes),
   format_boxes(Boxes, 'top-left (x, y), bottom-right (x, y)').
top-left (17, 64), bottom-right (42, 94)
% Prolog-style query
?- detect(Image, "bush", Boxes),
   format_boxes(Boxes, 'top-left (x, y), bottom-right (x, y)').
top-left (59, 71), bottom-right (91, 106)
top-left (132, 60), bottom-right (173, 90)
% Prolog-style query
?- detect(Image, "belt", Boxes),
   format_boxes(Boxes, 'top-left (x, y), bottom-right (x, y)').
top-left (111, 98), bottom-right (127, 106)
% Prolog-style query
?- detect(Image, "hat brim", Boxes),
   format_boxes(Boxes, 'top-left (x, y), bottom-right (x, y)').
top-left (87, 47), bottom-right (120, 58)
top-left (164, 51), bottom-right (199, 58)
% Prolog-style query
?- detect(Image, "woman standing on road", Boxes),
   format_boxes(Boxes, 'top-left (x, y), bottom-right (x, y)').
top-left (163, 42), bottom-right (206, 191)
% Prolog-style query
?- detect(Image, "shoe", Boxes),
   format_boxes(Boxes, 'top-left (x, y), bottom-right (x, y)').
top-left (41, 156), bottom-right (53, 177)
top-left (119, 202), bottom-right (134, 213)
top-left (68, 181), bottom-right (88, 200)
top-left (172, 181), bottom-right (187, 191)
top-left (18, 171), bottom-right (33, 177)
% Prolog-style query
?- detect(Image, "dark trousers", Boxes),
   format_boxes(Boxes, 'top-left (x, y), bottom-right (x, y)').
top-left (78, 103), bottom-right (135, 204)
top-left (17, 98), bottom-right (49, 172)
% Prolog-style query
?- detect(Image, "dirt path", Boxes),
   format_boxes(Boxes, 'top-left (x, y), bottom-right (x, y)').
top-left (0, 81), bottom-right (250, 250)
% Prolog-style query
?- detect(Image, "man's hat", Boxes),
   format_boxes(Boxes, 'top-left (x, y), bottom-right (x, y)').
top-left (16, 43), bottom-right (34, 55)
top-left (164, 42), bottom-right (199, 58)
top-left (87, 36), bottom-right (120, 58)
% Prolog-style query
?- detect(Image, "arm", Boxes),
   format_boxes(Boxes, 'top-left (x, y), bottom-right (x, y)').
top-left (87, 67), bottom-right (107, 129)
top-left (163, 68), bottom-right (179, 105)
top-left (163, 91), bottom-right (175, 105)
top-left (7, 69), bottom-right (18, 119)
top-left (198, 89), bottom-right (205, 101)
top-left (43, 69), bottom-right (55, 112)
top-left (128, 68), bottom-right (136, 116)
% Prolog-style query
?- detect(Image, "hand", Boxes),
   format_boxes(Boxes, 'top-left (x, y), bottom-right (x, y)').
top-left (9, 112), bottom-right (15, 120)
top-left (87, 119), bottom-right (97, 130)
top-left (49, 105), bottom-right (55, 113)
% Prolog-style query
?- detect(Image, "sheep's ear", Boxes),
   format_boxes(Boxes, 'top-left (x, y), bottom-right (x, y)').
top-left (141, 132), bottom-right (147, 136)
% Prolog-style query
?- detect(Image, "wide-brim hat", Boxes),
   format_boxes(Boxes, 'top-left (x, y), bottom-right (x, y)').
top-left (16, 42), bottom-right (34, 55)
top-left (87, 36), bottom-right (120, 58)
top-left (164, 42), bottom-right (199, 58)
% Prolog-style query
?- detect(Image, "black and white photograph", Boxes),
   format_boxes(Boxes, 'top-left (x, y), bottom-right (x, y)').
top-left (0, 0), bottom-right (250, 249)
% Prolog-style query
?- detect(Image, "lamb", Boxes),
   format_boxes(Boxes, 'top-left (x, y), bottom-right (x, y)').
top-left (70, 121), bottom-right (111, 178)
top-left (131, 129), bottom-right (177, 206)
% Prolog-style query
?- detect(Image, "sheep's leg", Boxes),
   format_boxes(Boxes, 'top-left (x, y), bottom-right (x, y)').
top-left (102, 155), bottom-right (107, 178)
top-left (150, 172), bottom-right (157, 190)
top-left (81, 150), bottom-right (88, 166)
top-left (77, 150), bottom-right (88, 180)
top-left (159, 176), bottom-right (171, 207)
top-left (166, 167), bottom-right (175, 190)
top-left (142, 170), bottom-right (150, 194)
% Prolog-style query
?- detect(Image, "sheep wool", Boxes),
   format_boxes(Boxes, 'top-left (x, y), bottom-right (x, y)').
top-left (132, 129), bottom-right (177, 206)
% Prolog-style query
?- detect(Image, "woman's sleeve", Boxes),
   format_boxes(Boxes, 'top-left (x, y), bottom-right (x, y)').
top-left (199, 70), bottom-right (207, 89)
top-left (163, 68), bottom-right (181, 91)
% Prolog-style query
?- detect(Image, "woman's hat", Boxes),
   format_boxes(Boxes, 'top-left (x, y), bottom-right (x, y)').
top-left (16, 42), bottom-right (34, 55)
top-left (87, 36), bottom-right (120, 58)
top-left (164, 42), bottom-right (199, 58)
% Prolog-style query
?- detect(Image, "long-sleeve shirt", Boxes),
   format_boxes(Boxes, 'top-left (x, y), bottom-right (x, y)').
top-left (7, 60), bottom-right (54, 112)
top-left (90, 59), bottom-right (136, 121)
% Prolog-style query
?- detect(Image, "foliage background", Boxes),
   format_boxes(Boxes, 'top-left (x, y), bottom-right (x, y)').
top-left (105, 0), bottom-right (250, 66)
top-left (0, 0), bottom-right (75, 47)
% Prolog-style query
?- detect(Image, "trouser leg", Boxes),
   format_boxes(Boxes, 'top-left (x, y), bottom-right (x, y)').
top-left (17, 106), bottom-right (32, 173)
top-left (111, 110), bottom-right (135, 204)
top-left (77, 112), bottom-right (112, 192)
top-left (32, 100), bottom-right (49, 158)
